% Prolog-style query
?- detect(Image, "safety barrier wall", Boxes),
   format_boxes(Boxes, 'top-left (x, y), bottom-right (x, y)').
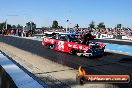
top-left (0, 66), bottom-right (17, 88)
top-left (96, 34), bottom-right (132, 40)
top-left (0, 51), bottom-right (47, 88)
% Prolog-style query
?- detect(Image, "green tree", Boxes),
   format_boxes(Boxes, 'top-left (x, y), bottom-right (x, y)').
top-left (12, 25), bottom-right (17, 28)
top-left (26, 21), bottom-right (36, 36)
top-left (117, 24), bottom-right (122, 28)
top-left (7, 24), bottom-right (12, 29)
top-left (97, 22), bottom-right (105, 29)
top-left (0, 22), bottom-right (11, 29)
top-left (60, 26), bottom-right (63, 29)
top-left (75, 24), bottom-right (79, 29)
top-left (0, 22), bottom-right (5, 29)
top-left (26, 22), bottom-right (36, 30)
top-left (89, 21), bottom-right (95, 29)
top-left (52, 20), bottom-right (58, 29)
top-left (17, 24), bottom-right (23, 29)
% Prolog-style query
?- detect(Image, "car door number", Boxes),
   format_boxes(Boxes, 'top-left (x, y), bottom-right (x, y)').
top-left (58, 41), bottom-right (64, 50)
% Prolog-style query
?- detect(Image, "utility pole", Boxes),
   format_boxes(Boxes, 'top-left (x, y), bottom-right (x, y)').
top-left (5, 19), bottom-right (7, 30)
top-left (66, 23), bottom-right (67, 32)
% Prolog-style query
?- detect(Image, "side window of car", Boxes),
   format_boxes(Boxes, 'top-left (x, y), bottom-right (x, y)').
top-left (60, 36), bottom-right (67, 41)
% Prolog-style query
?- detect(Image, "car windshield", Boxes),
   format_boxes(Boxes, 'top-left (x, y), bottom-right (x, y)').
top-left (45, 34), bottom-right (53, 37)
top-left (67, 35), bottom-right (79, 42)
top-left (67, 35), bottom-right (75, 40)
top-left (58, 34), bottom-right (80, 42)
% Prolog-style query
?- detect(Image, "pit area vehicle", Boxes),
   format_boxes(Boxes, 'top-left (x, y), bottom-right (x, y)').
top-left (42, 33), bottom-right (105, 57)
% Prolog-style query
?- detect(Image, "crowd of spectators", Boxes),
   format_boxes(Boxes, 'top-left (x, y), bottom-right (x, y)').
top-left (76, 28), bottom-right (132, 36)
top-left (0, 27), bottom-right (132, 37)
top-left (41, 27), bottom-right (132, 36)
top-left (0, 28), bottom-right (35, 37)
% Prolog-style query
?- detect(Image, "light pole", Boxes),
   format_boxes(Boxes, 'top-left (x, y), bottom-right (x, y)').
top-left (30, 21), bottom-right (32, 31)
top-left (66, 19), bottom-right (69, 32)
top-left (22, 15), bottom-right (28, 37)
top-left (2, 19), bottom-right (7, 30)
top-left (30, 21), bottom-right (33, 36)
top-left (22, 16), bottom-right (25, 37)
top-left (22, 26), bottom-right (24, 37)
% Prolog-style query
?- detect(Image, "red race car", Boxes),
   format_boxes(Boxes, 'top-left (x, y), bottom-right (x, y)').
top-left (42, 33), bottom-right (105, 57)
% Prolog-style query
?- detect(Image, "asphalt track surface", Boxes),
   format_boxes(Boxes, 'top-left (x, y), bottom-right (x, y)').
top-left (0, 35), bottom-right (132, 88)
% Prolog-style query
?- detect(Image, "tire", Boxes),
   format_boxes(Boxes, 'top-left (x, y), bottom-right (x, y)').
top-left (77, 53), bottom-right (83, 57)
top-left (49, 44), bottom-right (55, 49)
top-left (46, 44), bottom-right (50, 49)
top-left (89, 54), bottom-right (92, 57)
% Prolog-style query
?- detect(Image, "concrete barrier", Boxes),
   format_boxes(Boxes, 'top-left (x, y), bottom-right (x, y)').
top-left (0, 51), bottom-right (48, 88)
top-left (0, 65), bottom-right (17, 88)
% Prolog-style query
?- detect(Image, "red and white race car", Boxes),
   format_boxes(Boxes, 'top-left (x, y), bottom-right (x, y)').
top-left (42, 34), bottom-right (105, 57)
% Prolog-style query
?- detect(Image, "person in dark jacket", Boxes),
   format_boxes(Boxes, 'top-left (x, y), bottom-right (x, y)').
top-left (82, 31), bottom-right (92, 45)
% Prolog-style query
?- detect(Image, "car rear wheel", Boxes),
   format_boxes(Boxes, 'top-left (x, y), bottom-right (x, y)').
top-left (77, 53), bottom-right (83, 57)
top-left (69, 49), bottom-right (76, 55)
top-left (89, 54), bottom-right (92, 57)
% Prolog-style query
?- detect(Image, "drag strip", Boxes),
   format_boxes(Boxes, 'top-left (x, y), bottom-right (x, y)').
top-left (0, 35), bottom-right (132, 88)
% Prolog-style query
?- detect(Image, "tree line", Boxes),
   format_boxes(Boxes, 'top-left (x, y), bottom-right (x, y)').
top-left (0, 20), bottom-right (123, 31)
top-left (48, 20), bottom-right (123, 29)
top-left (0, 21), bottom-right (36, 30)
